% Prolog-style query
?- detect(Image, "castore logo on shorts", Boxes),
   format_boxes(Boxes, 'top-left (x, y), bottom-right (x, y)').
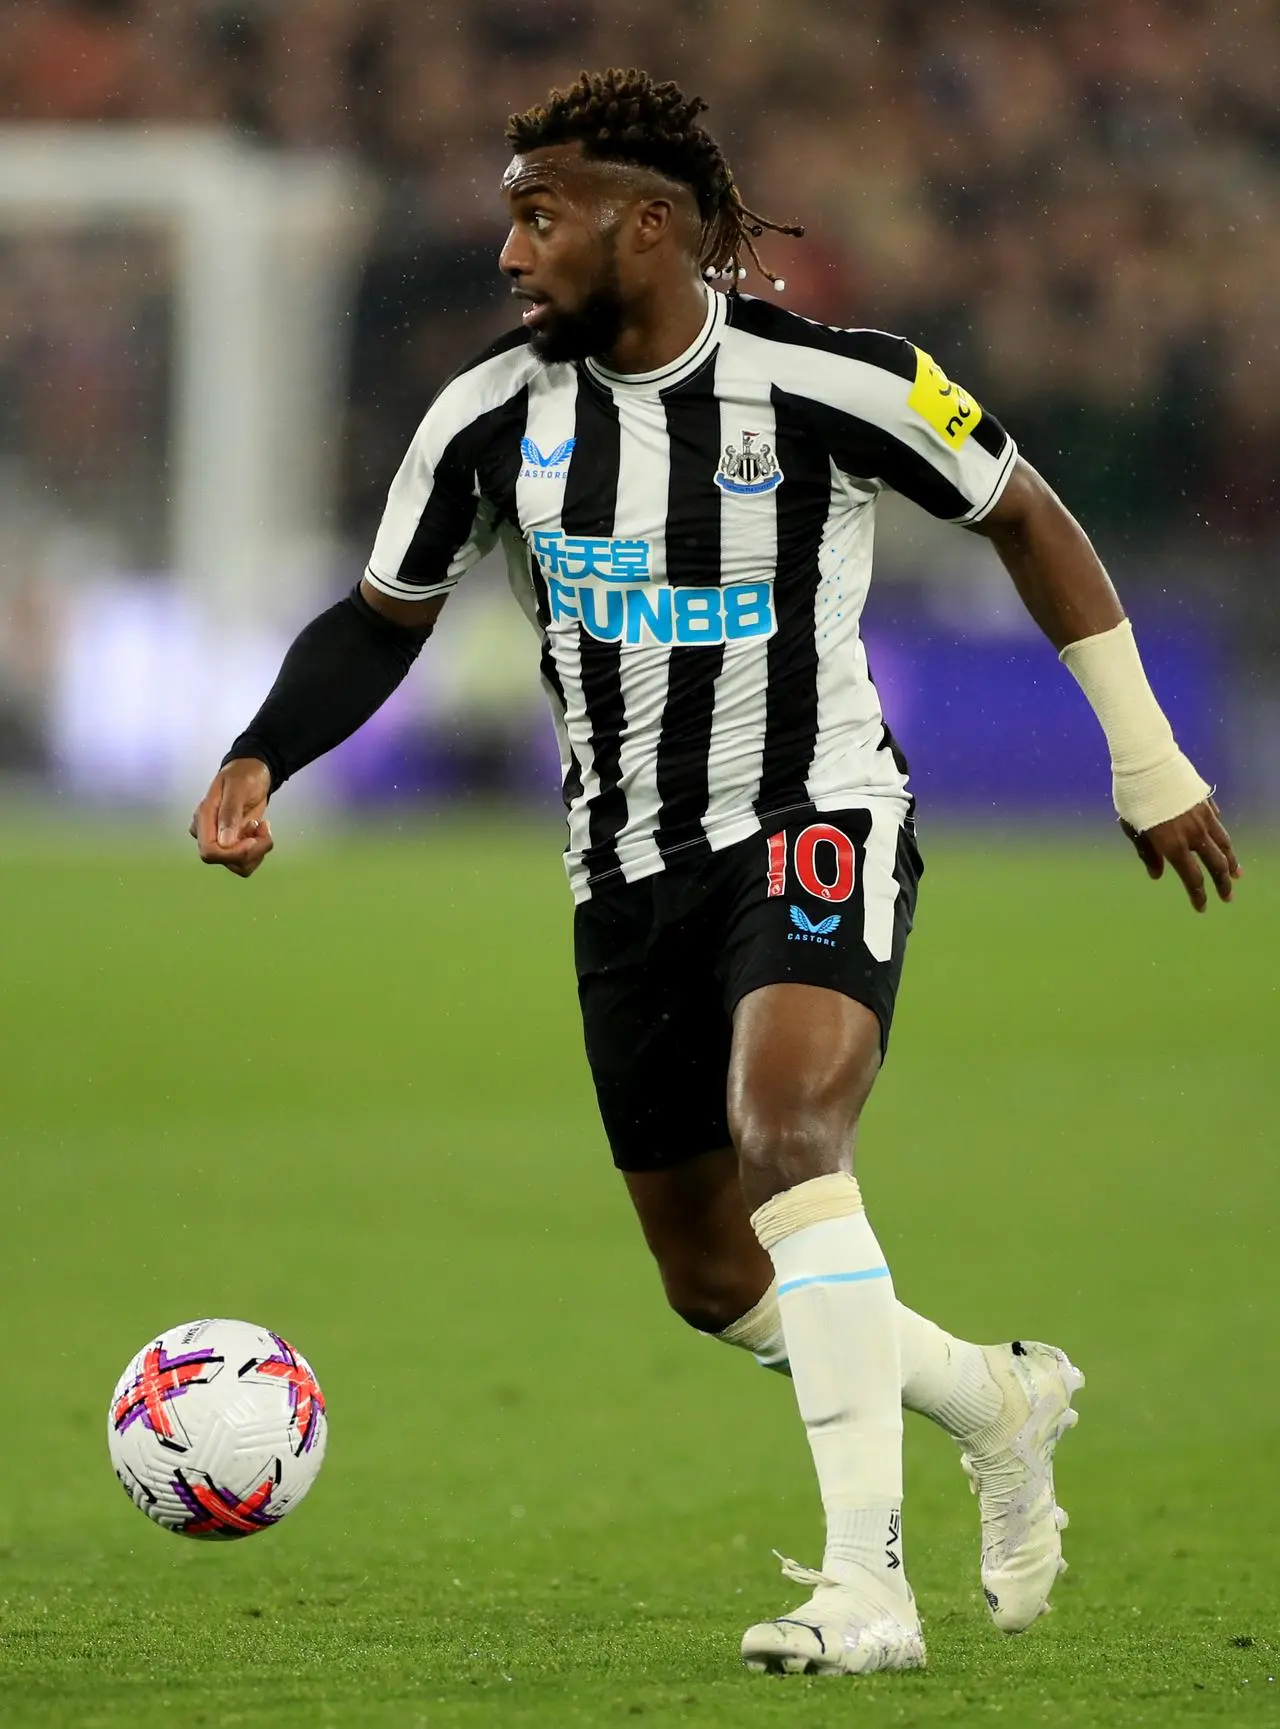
top-left (788, 905), bottom-right (842, 946)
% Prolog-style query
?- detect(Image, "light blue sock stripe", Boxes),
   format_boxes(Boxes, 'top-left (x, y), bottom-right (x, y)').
top-left (776, 1266), bottom-right (891, 1296)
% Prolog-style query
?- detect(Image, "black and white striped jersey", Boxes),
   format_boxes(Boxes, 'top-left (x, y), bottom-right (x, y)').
top-left (365, 288), bottom-right (1017, 900)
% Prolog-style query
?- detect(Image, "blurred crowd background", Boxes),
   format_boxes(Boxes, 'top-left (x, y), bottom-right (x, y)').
top-left (1, 0), bottom-right (1276, 816)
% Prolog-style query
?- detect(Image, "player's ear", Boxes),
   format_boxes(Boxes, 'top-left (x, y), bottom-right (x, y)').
top-left (632, 197), bottom-right (675, 255)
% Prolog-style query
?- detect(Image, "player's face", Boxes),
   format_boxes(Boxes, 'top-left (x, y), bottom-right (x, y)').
top-left (500, 155), bottom-right (629, 363)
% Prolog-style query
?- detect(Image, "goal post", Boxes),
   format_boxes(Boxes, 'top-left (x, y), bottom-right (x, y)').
top-left (0, 126), bottom-right (382, 805)
top-left (0, 125), bottom-right (372, 624)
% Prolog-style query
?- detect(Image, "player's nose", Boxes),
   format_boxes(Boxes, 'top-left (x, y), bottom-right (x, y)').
top-left (499, 226), bottom-right (533, 279)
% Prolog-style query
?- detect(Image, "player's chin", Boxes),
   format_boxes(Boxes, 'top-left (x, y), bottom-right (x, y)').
top-left (526, 309), bottom-right (593, 364)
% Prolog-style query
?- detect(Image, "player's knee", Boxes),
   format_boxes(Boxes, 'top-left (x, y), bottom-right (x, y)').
top-left (730, 1102), bottom-right (844, 1206)
top-left (667, 1292), bottom-right (744, 1334)
top-left (657, 1257), bottom-right (761, 1335)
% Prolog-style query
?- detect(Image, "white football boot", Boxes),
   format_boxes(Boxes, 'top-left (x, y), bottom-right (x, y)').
top-left (958, 1340), bottom-right (1084, 1633)
top-left (741, 1554), bottom-right (926, 1676)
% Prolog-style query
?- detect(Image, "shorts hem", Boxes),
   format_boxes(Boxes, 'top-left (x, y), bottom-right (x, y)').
top-left (607, 1130), bottom-right (735, 1174)
top-left (725, 972), bottom-right (893, 1059)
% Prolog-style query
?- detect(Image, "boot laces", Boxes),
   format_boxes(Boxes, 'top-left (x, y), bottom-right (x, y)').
top-left (773, 1550), bottom-right (842, 1592)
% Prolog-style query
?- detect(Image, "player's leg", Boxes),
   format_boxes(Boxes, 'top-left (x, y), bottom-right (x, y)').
top-left (628, 1140), bottom-right (1082, 1637)
top-left (627, 1141), bottom-right (1023, 1426)
top-left (575, 858), bottom-right (915, 1674)
top-left (727, 980), bottom-right (925, 1673)
top-left (623, 1146), bottom-right (782, 1345)
top-left (629, 1140), bottom-right (1012, 1407)
top-left (576, 828), bottom-right (1079, 1650)
top-left (718, 806), bottom-right (1080, 1658)
top-left (704, 1260), bottom-right (1085, 1638)
top-left (726, 1264), bottom-right (1085, 1638)
top-left (677, 807), bottom-right (999, 1444)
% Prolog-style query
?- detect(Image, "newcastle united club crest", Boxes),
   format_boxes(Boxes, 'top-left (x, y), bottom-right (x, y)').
top-left (714, 430), bottom-right (783, 496)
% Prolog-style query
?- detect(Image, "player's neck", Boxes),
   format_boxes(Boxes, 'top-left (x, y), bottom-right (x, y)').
top-left (594, 276), bottom-right (710, 375)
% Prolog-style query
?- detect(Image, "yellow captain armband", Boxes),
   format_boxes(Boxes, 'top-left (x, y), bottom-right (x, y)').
top-left (907, 347), bottom-right (983, 449)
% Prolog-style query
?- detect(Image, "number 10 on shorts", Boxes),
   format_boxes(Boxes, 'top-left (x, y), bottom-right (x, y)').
top-left (766, 824), bottom-right (858, 903)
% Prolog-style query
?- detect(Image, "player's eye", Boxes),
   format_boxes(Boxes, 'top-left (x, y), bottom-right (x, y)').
top-left (530, 211), bottom-right (553, 234)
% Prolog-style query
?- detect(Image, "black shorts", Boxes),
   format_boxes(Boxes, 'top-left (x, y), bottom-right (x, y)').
top-left (574, 805), bottom-right (922, 1172)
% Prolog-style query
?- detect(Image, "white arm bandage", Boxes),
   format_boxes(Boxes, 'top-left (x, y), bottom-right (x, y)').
top-left (1060, 618), bottom-right (1211, 833)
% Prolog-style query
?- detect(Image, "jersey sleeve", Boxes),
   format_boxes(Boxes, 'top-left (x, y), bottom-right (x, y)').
top-left (364, 398), bottom-right (500, 603)
top-left (878, 342), bottom-right (1016, 522)
top-left (779, 328), bottom-right (1017, 523)
top-left (364, 333), bottom-right (533, 602)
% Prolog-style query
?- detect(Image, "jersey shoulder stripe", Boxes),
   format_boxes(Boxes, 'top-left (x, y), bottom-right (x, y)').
top-left (774, 385), bottom-right (972, 520)
top-left (725, 295), bottom-right (1010, 461)
top-left (365, 335), bottom-right (538, 600)
top-left (437, 324), bottom-right (535, 395)
top-left (725, 297), bottom-right (916, 380)
top-left (725, 299), bottom-right (1013, 519)
top-left (394, 390), bottom-right (529, 595)
top-left (400, 334), bottom-right (542, 496)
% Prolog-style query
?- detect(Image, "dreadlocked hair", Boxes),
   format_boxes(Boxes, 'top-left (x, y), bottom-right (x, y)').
top-left (506, 68), bottom-right (804, 292)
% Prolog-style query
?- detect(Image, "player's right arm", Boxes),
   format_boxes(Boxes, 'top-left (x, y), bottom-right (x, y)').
top-left (192, 338), bottom-right (523, 877)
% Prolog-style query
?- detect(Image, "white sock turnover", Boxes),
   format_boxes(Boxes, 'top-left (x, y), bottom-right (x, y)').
top-left (714, 1284), bottom-right (792, 1373)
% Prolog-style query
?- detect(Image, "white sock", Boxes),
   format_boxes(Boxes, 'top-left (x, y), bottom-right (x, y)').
top-left (714, 1285), bottom-right (792, 1373)
top-left (898, 1307), bottom-right (1004, 1439)
top-left (751, 1173), bottom-right (907, 1599)
top-left (715, 1288), bottom-right (1003, 1442)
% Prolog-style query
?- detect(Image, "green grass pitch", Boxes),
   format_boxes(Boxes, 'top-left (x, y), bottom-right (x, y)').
top-left (0, 815), bottom-right (1276, 1727)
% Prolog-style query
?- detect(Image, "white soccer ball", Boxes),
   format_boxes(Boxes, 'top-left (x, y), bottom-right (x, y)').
top-left (107, 1317), bottom-right (327, 1539)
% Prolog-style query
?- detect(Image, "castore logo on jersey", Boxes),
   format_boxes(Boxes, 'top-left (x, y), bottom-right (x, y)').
top-left (520, 436), bottom-right (576, 480)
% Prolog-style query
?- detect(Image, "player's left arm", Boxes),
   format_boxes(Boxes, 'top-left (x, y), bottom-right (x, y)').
top-left (972, 457), bottom-right (1239, 912)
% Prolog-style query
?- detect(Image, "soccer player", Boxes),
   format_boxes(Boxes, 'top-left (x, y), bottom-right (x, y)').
top-left (191, 71), bottom-right (1239, 1677)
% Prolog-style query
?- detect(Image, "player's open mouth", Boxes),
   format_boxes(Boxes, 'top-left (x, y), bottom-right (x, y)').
top-left (515, 292), bottom-right (551, 328)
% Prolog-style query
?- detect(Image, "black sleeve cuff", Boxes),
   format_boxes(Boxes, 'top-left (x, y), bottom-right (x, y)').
top-left (220, 584), bottom-right (432, 793)
top-left (221, 735), bottom-right (288, 793)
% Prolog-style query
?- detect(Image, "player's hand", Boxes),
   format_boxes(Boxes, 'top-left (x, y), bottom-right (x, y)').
top-left (1120, 798), bottom-right (1240, 913)
top-left (189, 759), bottom-right (274, 878)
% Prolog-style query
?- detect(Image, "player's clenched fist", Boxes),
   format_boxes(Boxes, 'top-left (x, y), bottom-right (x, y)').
top-left (189, 758), bottom-right (274, 878)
